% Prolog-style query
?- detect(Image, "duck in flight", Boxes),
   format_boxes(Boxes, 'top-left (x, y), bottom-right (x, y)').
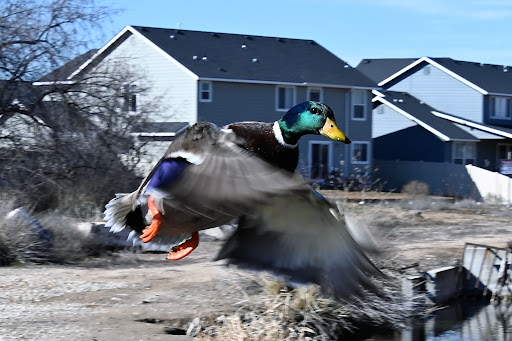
top-left (104, 101), bottom-right (379, 298)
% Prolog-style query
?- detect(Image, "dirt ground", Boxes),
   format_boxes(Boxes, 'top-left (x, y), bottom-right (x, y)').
top-left (1, 197), bottom-right (511, 340)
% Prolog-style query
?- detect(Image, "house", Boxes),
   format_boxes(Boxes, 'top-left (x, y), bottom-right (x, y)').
top-left (356, 57), bottom-right (512, 195)
top-left (61, 25), bottom-right (377, 179)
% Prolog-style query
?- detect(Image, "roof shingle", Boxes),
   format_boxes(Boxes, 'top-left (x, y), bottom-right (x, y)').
top-left (357, 57), bottom-right (512, 95)
top-left (376, 91), bottom-right (479, 141)
top-left (131, 26), bottom-right (377, 88)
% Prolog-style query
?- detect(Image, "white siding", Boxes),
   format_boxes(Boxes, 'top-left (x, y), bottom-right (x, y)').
top-left (89, 32), bottom-right (200, 176)
top-left (372, 104), bottom-right (416, 138)
top-left (389, 65), bottom-right (484, 123)
top-left (93, 33), bottom-right (198, 124)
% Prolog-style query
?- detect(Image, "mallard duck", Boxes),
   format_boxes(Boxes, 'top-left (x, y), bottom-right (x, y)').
top-left (104, 101), bottom-right (379, 297)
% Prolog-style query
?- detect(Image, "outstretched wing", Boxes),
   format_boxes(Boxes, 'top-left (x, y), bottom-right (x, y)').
top-left (106, 122), bottom-right (310, 234)
top-left (145, 122), bottom-right (311, 218)
top-left (216, 193), bottom-right (382, 298)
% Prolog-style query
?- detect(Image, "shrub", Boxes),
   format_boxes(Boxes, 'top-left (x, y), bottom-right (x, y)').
top-left (197, 274), bottom-right (426, 340)
top-left (38, 212), bottom-right (102, 263)
top-left (0, 236), bottom-right (13, 265)
top-left (0, 210), bottom-right (51, 264)
top-left (0, 200), bottom-right (104, 265)
top-left (401, 180), bottom-right (430, 196)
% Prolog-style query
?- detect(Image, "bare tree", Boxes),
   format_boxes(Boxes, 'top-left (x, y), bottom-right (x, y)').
top-left (0, 0), bottom-right (159, 214)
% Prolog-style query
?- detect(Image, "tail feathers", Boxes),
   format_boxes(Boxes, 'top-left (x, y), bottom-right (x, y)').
top-left (104, 192), bottom-right (139, 233)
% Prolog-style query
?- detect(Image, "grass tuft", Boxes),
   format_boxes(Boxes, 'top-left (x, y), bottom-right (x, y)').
top-left (197, 273), bottom-right (427, 340)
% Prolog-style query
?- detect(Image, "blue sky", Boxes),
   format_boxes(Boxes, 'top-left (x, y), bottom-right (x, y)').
top-left (104, 0), bottom-right (512, 67)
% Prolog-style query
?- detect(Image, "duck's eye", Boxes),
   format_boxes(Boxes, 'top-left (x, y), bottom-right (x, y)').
top-left (310, 107), bottom-right (319, 115)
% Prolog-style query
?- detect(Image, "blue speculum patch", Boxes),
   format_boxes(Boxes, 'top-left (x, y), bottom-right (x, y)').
top-left (147, 158), bottom-right (189, 189)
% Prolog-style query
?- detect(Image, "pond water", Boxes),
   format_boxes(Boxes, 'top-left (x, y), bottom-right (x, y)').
top-left (368, 300), bottom-right (512, 341)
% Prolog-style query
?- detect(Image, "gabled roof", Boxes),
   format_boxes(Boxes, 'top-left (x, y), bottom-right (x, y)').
top-left (356, 58), bottom-right (417, 84)
top-left (71, 25), bottom-right (377, 89)
top-left (358, 57), bottom-right (512, 96)
top-left (432, 111), bottom-right (512, 139)
top-left (373, 90), bottom-right (479, 142)
top-left (37, 49), bottom-right (99, 83)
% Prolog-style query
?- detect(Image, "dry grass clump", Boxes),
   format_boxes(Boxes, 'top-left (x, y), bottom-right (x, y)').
top-left (0, 200), bottom-right (50, 264)
top-left (38, 212), bottom-right (102, 263)
top-left (0, 199), bottom-right (102, 265)
top-left (197, 274), bottom-right (424, 340)
top-left (401, 180), bottom-right (431, 197)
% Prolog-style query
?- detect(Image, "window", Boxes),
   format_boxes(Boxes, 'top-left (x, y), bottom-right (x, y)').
top-left (351, 142), bottom-right (369, 164)
top-left (307, 88), bottom-right (323, 102)
top-left (497, 143), bottom-right (512, 161)
top-left (489, 96), bottom-right (512, 119)
top-left (199, 81), bottom-right (212, 102)
top-left (123, 84), bottom-right (137, 112)
top-left (351, 90), bottom-right (367, 120)
top-left (276, 86), bottom-right (296, 111)
top-left (453, 142), bottom-right (476, 165)
top-left (309, 141), bottom-right (331, 179)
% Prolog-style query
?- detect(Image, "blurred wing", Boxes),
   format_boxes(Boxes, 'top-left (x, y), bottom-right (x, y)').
top-left (216, 193), bottom-right (382, 298)
top-left (150, 138), bottom-right (311, 217)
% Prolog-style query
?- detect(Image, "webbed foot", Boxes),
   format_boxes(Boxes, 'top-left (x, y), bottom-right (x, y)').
top-left (167, 232), bottom-right (199, 260)
top-left (141, 195), bottom-right (161, 243)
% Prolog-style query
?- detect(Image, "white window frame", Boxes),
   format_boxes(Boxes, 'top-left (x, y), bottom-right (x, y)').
top-left (452, 142), bottom-right (476, 165)
top-left (351, 90), bottom-right (367, 120)
top-left (199, 81), bottom-right (212, 102)
top-left (351, 141), bottom-right (370, 164)
top-left (307, 87), bottom-right (323, 102)
top-left (489, 96), bottom-right (511, 119)
top-left (308, 141), bottom-right (333, 180)
top-left (275, 86), bottom-right (296, 111)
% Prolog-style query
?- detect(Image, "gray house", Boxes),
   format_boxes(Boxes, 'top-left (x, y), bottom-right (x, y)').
top-left (63, 25), bottom-right (377, 179)
top-left (358, 57), bottom-right (512, 174)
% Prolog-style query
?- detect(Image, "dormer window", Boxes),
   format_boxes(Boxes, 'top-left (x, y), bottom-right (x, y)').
top-left (490, 96), bottom-right (512, 119)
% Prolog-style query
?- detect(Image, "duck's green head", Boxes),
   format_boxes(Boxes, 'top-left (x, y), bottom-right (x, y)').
top-left (277, 101), bottom-right (351, 145)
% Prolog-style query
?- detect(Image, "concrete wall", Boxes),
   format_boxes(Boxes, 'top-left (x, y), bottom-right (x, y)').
top-left (462, 243), bottom-right (512, 297)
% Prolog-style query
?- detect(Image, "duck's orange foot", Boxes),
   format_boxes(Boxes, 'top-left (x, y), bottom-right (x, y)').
top-left (141, 195), bottom-right (161, 243)
top-left (168, 232), bottom-right (199, 261)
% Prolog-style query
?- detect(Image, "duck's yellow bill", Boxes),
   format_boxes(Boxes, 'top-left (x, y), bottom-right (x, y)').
top-left (320, 118), bottom-right (351, 144)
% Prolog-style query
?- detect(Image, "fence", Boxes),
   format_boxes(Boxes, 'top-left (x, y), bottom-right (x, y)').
top-left (375, 160), bottom-right (481, 199)
top-left (465, 164), bottom-right (512, 205)
top-left (375, 160), bottom-right (512, 204)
